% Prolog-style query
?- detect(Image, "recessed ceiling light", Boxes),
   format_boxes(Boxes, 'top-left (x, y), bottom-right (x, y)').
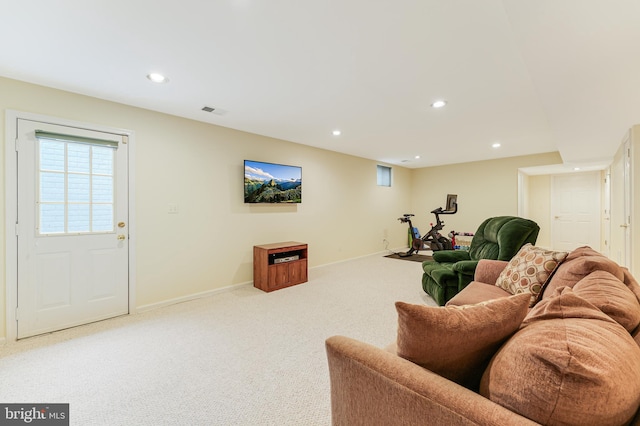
top-left (415, 155), bottom-right (421, 159)
top-left (147, 73), bottom-right (168, 83)
top-left (492, 142), bottom-right (501, 148)
top-left (431, 100), bottom-right (447, 108)
top-left (332, 130), bottom-right (341, 136)
top-left (574, 167), bottom-right (581, 171)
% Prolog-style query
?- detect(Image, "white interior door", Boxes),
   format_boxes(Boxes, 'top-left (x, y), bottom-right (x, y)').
top-left (551, 171), bottom-right (601, 252)
top-left (16, 119), bottom-right (129, 338)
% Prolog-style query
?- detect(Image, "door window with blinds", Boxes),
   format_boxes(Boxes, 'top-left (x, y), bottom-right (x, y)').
top-left (36, 131), bottom-right (117, 235)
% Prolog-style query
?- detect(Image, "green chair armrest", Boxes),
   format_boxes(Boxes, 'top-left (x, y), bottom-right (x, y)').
top-left (433, 250), bottom-right (471, 263)
top-left (451, 260), bottom-right (480, 276)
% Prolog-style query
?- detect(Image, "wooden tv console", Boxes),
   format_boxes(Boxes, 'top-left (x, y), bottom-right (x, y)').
top-left (253, 241), bottom-right (308, 292)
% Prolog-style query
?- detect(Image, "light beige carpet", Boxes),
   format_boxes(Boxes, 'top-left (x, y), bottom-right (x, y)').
top-left (0, 253), bottom-right (435, 425)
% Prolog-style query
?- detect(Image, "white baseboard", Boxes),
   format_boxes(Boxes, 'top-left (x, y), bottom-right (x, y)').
top-left (310, 248), bottom-right (410, 270)
top-left (136, 250), bottom-right (412, 313)
top-left (135, 281), bottom-right (253, 313)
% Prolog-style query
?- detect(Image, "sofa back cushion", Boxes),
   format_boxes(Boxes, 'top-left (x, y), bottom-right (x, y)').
top-left (543, 246), bottom-right (623, 298)
top-left (623, 267), bottom-right (640, 304)
top-left (480, 288), bottom-right (640, 426)
top-left (572, 270), bottom-right (640, 332)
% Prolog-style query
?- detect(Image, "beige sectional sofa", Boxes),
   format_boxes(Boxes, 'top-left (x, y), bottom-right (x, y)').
top-left (326, 246), bottom-right (640, 425)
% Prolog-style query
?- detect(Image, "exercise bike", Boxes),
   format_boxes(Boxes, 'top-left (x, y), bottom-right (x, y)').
top-left (397, 195), bottom-right (457, 257)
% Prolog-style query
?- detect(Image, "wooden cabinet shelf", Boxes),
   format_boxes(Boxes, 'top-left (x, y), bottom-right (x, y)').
top-left (253, 241), bottom-right (308, 292)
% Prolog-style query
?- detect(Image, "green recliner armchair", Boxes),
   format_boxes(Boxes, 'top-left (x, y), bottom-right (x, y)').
top-left (422, 216), bottom-right (540, 305)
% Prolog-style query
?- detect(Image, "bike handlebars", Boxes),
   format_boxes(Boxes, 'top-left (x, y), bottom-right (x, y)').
top-left (398, 213), bottom-right (414, 222)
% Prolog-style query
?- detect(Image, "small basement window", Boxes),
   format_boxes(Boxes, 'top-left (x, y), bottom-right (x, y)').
top-left (377, 165), bottom-right (392, 187)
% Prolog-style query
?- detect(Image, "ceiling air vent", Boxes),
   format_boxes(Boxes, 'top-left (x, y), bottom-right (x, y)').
top-left (201, 106), bottom-right (227, 116)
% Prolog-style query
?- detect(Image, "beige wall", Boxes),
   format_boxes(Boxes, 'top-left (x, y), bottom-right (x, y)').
top-left (1, 77), bottom-right (413, 339)
top-left (526, 175), bottom-right (552, 248)
top-left (409, 153), bottom-right (562, 239)
top-left (0, 76), bottom-right (564, 340)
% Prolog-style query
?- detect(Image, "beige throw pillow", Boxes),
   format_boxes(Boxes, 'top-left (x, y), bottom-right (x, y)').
top-left (395, 293), bottom-right (530, 390)
top-left (495, 243), bottom-right (568, 306)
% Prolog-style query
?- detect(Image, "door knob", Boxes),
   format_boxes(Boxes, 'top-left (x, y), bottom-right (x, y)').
top-left (118, 222), bottom-right (126, 228)
top-left (117, 234), bottom-right (126, 241)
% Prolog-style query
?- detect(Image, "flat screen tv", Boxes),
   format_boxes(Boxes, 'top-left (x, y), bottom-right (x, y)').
top-left (244, 160), bottom-right (302, 203)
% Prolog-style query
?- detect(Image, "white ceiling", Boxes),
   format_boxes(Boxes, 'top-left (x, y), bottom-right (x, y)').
top-left (1, 1), bottom-right (639, 169)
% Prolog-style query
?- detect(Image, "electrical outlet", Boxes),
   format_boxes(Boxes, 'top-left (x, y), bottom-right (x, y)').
top-left (168, 203), bottom-right (179, 214)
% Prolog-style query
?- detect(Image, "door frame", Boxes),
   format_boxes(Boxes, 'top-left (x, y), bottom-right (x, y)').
top-left (4, 110), bottom-right (137, 342)
top-left (610, 133), bottom-right (633, 270)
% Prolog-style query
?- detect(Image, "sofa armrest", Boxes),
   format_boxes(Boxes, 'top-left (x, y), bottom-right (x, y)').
top-left (325, 336), bottom-right (539, 426)
top-left (474, 259), bottom-right (509, 284)
top-left (451, 260), bottom-right (480, 276)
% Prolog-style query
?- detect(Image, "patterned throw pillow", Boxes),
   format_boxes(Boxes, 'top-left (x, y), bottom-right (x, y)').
top-left (495, 243), bottom-right (568, 306)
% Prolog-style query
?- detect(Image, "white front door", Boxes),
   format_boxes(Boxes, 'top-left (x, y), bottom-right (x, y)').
top-left (16, 119), bottom-right (129, 339)
top-left (551, 171), bottom-right (601, 252)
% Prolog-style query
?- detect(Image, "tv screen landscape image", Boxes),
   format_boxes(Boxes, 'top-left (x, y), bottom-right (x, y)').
top-left (244, 160), bottom-right (302, 203)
